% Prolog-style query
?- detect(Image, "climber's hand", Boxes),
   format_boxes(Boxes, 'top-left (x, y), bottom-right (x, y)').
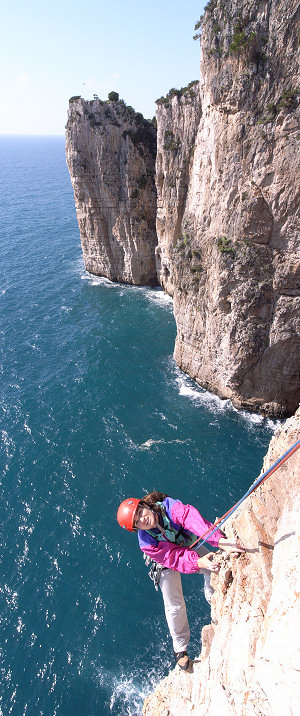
top-left (218, 537), bottom-right (245, 557)
top-left (197, 552), bottom-right (220, 573)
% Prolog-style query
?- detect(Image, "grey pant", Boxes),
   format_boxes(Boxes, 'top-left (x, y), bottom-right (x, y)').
top-left (159, 544), bottom-right (213, 653)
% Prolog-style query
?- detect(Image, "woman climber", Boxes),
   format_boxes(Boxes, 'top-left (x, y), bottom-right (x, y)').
top-left (117, 491), bottom-right (244, 671)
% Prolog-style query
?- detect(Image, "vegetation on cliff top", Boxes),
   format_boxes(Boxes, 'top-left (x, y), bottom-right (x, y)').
top-left (193, 0), bottom-right (218, 40)
top-left (156, 80), bottom-right (198, 107)
top-left (107, 91), bottom-right (119, 102)
top-left (68, 92), bottom-right (157, 131)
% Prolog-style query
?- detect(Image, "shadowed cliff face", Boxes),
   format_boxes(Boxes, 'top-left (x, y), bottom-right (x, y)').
top-left (155, 0), bottom-right (300, 417)
top-left (155, 81), bottom-right (202, 296)
top-left (66, 99), bottom-right (158, 286)
top-left (143, 408), bottom-right (300, 716)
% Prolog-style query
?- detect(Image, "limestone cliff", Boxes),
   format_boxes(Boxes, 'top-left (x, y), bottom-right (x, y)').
top-left (66, 98), bottom-right (157, 285)
top-left (143, 407), bottom-right (300, 716)
top-left (156, 0), bottom-right (300, 417)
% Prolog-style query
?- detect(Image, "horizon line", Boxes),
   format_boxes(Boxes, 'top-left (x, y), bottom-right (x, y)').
top-left (0, 133), bottom-right (65, 137)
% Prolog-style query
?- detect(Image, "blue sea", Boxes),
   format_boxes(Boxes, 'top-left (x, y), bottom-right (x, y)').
top-left (0, 136), bottom-right (277, 715)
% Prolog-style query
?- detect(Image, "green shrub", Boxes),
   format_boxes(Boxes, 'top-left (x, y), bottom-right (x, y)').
top-left (108, 91), bottom-right (119, 102)
top-left (193, 17), bottom-right (203, 41)
top-left (69, 95), bottom-right (81, 103)
top-left (135, 112), bottom-right (144, 125)
top-left (257, 90), bottom-right (298, 125)
top-left (163, 129), bottom-right (181, 152)
top-left (155, 96), bottom-right (170, 107)
top-left (257, 101), bottom-right (277, 124)
top-left (229, 27), bottom-right (255, 55)
top-left (167, 88), bottom-right (181, 99)
top-left (278, 89), bottom-right (299, 109)
top-left (156, 81), bottom-right (198, 106)
top-left (175, 233), bottom-right (191, 252)
top-left (204, 0), bottom-right (217, 12)
top-left (217, 237), bottom-right (234, 254)
top-left (266, 102), bottom-right (277, 117)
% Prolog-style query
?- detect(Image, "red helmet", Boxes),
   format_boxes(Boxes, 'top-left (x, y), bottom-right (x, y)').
top-left (117, 498), bottom-right (140, 532)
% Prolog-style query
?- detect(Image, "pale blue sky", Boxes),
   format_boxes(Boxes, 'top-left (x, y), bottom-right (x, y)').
top-left (0, 0), bottom-right (205, 135)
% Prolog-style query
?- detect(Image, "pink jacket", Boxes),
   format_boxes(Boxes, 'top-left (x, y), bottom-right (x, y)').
top-left (138, 498), bottom-right (223, 574)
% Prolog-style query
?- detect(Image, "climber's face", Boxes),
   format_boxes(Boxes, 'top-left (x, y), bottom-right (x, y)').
top-left (133, 506), bottom-right (156, 530)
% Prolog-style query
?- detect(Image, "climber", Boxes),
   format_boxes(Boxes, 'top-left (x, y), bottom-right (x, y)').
top-left (117, 492), bottom-right (244, 671)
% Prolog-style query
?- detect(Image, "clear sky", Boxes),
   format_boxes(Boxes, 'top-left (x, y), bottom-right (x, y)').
top-left (0, 0), bottom-right (206, 135)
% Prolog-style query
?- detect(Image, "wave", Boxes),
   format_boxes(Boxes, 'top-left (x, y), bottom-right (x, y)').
top-left (94, 642), bottom-right (169, 716)
top-left (143, 288), bottom-right (173, 310)
top-left (79, 267), bottom-right (174, 309)
top-left (138, 437), bottom-right (191, 451)
top-left (173, 364), bottom-right (281, 432)
top-left (81, 272), bottom-right (115, 288)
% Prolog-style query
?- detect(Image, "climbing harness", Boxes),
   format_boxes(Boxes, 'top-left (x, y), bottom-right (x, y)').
top-left (189, 438), bottom-right (300, 551)
top-left (143, 502), bottom-right (198, 589)
top-left (143, 553), bottom-right (166, 591)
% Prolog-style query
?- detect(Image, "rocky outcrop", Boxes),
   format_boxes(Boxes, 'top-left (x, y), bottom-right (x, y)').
top-left (66, 98), bottom-right (157, 285)
top-left (155, 0), bottom-right (300, 417)
top-left (143, 407), bottom-right (300, 716)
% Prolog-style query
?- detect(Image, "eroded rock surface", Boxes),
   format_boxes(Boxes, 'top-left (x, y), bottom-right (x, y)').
top-left (143, 407), bottom-right (300, 716)
top-left (155, 0), bottom-right (300, 417)
top-left (66, 98), bottom-right (158, 285)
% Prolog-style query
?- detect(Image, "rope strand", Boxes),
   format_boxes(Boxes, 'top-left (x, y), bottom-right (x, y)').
top-left (189, 438), bottom-right (300, 551)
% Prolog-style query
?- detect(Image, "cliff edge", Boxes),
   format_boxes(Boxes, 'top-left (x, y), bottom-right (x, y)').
top-left (143, 406), bottom-right (300, 716)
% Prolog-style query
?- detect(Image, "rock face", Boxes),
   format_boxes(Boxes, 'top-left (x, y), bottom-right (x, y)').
top-left (143, 407), bottom-right (300, 716)
top-left (155, 0), bottom-right (300, 417)
top-left (66, 98), bottom-right (158, 285)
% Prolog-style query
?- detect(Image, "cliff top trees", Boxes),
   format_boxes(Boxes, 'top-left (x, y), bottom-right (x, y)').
top-left (108, 91), bottom-right (119, 102)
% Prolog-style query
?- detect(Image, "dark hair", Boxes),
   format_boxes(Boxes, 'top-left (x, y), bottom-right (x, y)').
top-left (140, 491), bottom-right (168, 512)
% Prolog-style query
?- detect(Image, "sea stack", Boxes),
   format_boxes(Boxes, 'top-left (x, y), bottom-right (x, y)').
top-left (66, 96), bottom-right (158, 286)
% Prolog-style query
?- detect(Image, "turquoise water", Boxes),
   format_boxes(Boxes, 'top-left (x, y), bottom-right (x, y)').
top-left (0, 136), bottom-right (277, 715)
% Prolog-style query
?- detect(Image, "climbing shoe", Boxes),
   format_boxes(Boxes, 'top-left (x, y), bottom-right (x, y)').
top-left (174, 650), bottom-right (190, 671)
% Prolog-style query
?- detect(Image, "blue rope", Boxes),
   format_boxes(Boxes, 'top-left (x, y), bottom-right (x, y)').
top-left (194, 438), bottom-right (300, 549)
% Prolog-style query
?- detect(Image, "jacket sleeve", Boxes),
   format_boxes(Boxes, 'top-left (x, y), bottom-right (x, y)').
top-left (139, 536), bottom-right (201, 574)
top-left (171, 500), bottom-right (224, 548)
